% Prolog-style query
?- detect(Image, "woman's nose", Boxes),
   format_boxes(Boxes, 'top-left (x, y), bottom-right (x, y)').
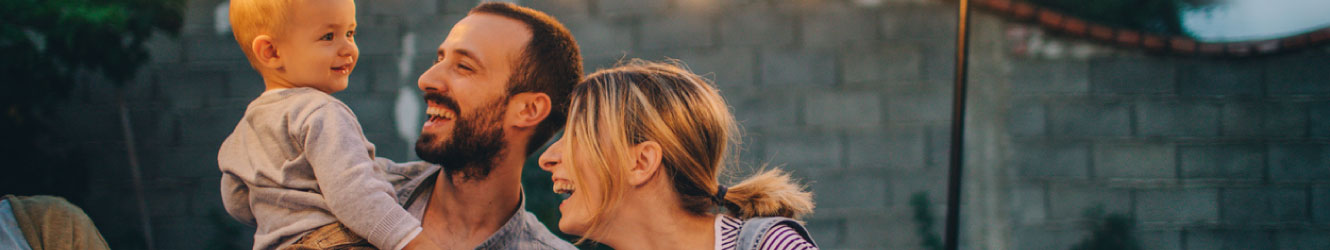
top-left (538, 139), bottom-right (565, 172)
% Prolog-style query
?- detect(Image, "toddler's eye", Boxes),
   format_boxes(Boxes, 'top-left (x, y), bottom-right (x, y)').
top-left (346, 30), bottom-right (355, 39)
top-left (320, 33), bottom-right (334, 41)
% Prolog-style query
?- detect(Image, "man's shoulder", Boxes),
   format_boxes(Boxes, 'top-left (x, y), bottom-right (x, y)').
top-left (513, 211), bottom-right (577, 250)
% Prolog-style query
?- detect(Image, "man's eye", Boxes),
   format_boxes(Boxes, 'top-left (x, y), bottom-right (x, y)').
top-left (458, 64), bottom-right (473, 72)
top-left (434, 56), bottom-right (443, 64)
top-left (320, 33), bottom-right (334, 41)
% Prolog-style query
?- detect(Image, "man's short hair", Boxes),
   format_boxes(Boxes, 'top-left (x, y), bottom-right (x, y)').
top-left (470, 2), bottom-right (583, 155)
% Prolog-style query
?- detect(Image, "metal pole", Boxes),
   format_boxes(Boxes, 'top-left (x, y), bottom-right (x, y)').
top-left (944, 0), bottom-right (971, 249)
top-left (118, 91), bottom-right (155, 250)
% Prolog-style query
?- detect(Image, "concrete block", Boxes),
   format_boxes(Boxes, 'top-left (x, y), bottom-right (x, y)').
top-left (1184, 230), bottom-right (1275, 250)
top-left (596, 0), bottom-right (668, 17)
top-left (802, 3), bottom-right (877, 48)
top-left (529, 0), bottom-right (590, 17)
top-left (884, 87), bottom-right (952, 122)
top-left (1010, 60), bottom-right (1090, 94)
top-left (926, 125), bottom-right (950, 168)
top-left (182, 34), bottom-right (247, 62)
top-left (802, 218), bottom-right (844, 249)
top-left (1135, 101), bottom-right (1221, 137)
top-left (1136, 230), bottom-right (1182, 250)
top-left (151, 215), bottom-right (221, 250)
top-left (763, 128), bottom-right (841, 169)
top-left (1014, 143), bottom-right (1089, 178)
top-left (724, 89), bottom-right (799, 128)
top-left (759, 49), bottom-right (836, 87)
top-left (1313, 102), bottom-right (1330, 138)
top-left (193, 177), bottom-right (225, 216)
top-left (1179, 60), bottom-right (1263, 97)
top-left (146, 32), bottom-right (183, 64)
top-left (880, 6), bottom-right (955, 42)
top-left (227, 68), bottom-right (266, 98)
top-left (158, 69), bottom-right (229, 110)
top-left (1047, 184), bottom-right (1130, 220)
top-left (1278, 230), bottom-right (1330, 250)
top-left (1221, 188), bottom-right (1308, 224)
top-left (840, 43), bottom-right (923, 85)
top-left (179, 105), bottom-right (248, 147)
top-left (847, 127), bottom-right (925, 169)
top-left (1179, 145), bottom-right (1263, 180)
top-left (1089, 58), bottom-right (1176, 95)
top-left (1012, 227), bottom-right (1082, 250)
top-left (406, 14), bottom-right (465, 55)
top-left (1009, 100), bottom-right (1046, 137)
top-left (145, 179), bottom-right (197, 218)
top-left (1011, 184), bottom-right (1047, 224)
top-left (1222, 102), bottom-right (1308, 137)
top-left (640, 48), bottom-right (756, 88)
top-left (718, 7), bottom-right (795, 46)
top-left (144, 147), bottom-right (222, 179)
top-left (365, 0), bottom-right (436, 16)
top-left (354, 19), bottom-right (403, 56)
top-left (181, 0), bottom-right (227, 35)
top-left (804, 92), bottom-right (882, 126)
top-left (1093, 143), bottom-right (1176, 179)
top-left (808, 173), bottom-right (888, 209)
top-left (1265, 54), bottom-right (1330, 96)
top-left (640, 13), bottom-right (714, 50)
top-left (1312, 187), bottom-right (1329, 225)
top-left (1135, 189), bottom-right (1219, 223)
top-left (1268, 144), bottom-right (1330, 182)
top-left (439, 0), bottom-right (478, 14)
top-left (1048, 101), bottom-right (1131, 137)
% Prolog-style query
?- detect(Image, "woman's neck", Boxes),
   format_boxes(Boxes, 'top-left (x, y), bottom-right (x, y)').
top-left (595, 194), bottom-right (717, 250)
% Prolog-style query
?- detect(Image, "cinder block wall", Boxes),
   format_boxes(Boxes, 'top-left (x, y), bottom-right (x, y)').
top-left (49, 0), bottom-right (1329, 249)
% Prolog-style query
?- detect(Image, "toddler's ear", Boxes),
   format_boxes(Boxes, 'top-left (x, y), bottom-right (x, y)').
top-left (252, 35), bottom-right (282, 69)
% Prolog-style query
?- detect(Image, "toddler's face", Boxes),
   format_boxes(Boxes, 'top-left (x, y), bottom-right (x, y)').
top-left (276, 0), bottom-right (358, 93)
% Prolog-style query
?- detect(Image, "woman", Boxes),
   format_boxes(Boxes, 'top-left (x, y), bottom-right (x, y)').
top-left (538, 59), bottom-right (819, 250)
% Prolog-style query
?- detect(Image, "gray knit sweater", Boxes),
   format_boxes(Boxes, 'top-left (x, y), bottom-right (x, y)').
top-left (219, 88), bottom-right (419, 250)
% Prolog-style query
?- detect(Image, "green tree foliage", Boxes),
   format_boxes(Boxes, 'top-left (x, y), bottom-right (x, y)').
top-left (0, 0), bottom-right (183, 232)
top-left (910, 192), bottom-right (943, 250)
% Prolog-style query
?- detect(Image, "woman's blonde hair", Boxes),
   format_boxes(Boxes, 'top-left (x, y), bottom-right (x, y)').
top-left (563, 59), bottom-right (814, 242)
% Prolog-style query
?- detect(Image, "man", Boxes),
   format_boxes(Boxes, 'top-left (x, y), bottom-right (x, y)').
top-left (377, 2), bottom-right (582, 249)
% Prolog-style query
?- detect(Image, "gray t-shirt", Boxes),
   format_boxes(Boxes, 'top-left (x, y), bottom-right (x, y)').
top-left (377, 158), bottom-right (577, 250)
top-left (218, 87), bottom-right (419, 250)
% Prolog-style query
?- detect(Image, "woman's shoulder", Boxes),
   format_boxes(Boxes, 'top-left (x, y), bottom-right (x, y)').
top-left (727, 216), bottom-right (819, 250)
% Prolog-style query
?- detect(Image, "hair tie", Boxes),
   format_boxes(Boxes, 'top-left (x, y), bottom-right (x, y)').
top-left (713, 185), bottom-right (728, 205)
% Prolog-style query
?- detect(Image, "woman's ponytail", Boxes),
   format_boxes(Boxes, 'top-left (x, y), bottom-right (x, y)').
top-left (720, 169), bottom-right (815, 220)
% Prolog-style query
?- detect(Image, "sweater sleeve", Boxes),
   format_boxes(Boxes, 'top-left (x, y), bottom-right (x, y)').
top-left (219, 173), bottom-right (256, 226)
top-left (300, 104), bottom-right (422, 249)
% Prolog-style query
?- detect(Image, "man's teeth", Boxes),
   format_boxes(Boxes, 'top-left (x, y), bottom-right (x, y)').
top-left (553, 182), bottom-right (575, 195)
top-left (426, 107), bottom-right (456, 120)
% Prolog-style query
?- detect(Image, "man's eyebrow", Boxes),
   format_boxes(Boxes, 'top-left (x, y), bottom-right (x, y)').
top-left (438, 48), bottom-right (483, 67)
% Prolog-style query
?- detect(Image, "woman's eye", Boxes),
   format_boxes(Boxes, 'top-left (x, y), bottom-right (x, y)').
top-left (320, 33), bottom-right (334, 41)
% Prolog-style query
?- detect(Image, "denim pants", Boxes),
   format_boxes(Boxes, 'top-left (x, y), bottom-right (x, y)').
top-left (283, 223), bottom-right (377, 250)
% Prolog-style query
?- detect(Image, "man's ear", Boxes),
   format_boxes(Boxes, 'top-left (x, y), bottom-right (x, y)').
top-left (628, 141), bottom-right (663, 187)
top-left (507, 92), bottom-right (551, 129)
top-left (252, 35), bottom-right (283, 70)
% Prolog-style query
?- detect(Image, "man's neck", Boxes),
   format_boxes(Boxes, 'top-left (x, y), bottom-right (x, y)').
top-left (420, 153), bottom-right (526, 248)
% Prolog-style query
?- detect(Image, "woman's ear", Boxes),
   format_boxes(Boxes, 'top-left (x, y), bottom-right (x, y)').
top-left (507, 92), bottom-right (551, 129)
top-left (252, 35), bottom-right (282, 70)
top-left (628, 141), bottom-right (663, 187)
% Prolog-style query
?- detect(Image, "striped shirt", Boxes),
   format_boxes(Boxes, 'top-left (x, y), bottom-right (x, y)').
top-left (715, 215), bottom-right (818, 250)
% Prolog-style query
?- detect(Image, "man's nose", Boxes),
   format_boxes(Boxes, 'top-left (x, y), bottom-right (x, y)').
top-left (418, 63), bottom-right (448, 93)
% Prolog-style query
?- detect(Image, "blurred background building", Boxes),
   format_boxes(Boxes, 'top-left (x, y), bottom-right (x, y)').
top-left (3, 0), bottom-right (1328, 249)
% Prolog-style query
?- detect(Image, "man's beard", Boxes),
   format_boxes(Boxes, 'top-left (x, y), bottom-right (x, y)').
top-left (415, 92), bottom-right (508, 181)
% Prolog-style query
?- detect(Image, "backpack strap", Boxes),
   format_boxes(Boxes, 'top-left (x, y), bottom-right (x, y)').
top-left (735, 217), bottom-right (818, 250)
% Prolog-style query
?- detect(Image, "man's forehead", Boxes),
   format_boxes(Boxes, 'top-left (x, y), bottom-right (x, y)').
top-left (439, 14), bottom-right (532, 61)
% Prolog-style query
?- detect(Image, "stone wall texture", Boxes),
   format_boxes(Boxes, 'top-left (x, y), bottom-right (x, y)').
top-left (43, 0), bottom-right (1329, 249)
